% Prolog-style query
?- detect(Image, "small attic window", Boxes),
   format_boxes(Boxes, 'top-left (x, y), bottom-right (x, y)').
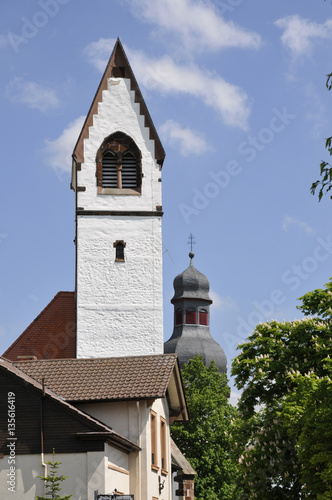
top-left (113, 240), bottom-right (126, 262)
top-left (97, 131), bottom-right (142, 195)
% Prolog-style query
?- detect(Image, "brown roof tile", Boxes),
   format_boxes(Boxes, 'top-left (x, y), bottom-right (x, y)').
top-left (3, 291), bottom-right (76, 361)
top-left (0, 357), bottom-right (139, 452)
top-left (14, 354), bottom-right (178, 402)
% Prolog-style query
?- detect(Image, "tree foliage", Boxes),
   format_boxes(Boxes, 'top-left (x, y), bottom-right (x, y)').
top-left (311, 72), bottom-right (332, 200)
top-left (36, 450), bottom-right (72, 500)
top-left (280, 364), bottom-right (332, 500)
top-left (231, 279), bottom-right (332, 499)
top-left (171, 355), bottom-right (239, 500)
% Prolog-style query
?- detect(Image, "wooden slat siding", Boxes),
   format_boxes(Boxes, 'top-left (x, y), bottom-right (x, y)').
top-left (0, 372), bottom-right (104, 455)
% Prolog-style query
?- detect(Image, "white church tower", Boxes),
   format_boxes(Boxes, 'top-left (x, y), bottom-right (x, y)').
top-left (71, 39), bottom-right (165, 358)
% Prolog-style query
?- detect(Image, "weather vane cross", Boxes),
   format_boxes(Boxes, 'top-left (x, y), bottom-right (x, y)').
top-left (188, 233), bottom-right (196, 253)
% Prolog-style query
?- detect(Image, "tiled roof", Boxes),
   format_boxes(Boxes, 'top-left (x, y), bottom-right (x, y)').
top-left (0, 357), bottom-right (139, 452)
top-left (14, 354), bottom-right (179, 403)
top-left (3, 291), bottom-right (76, 361)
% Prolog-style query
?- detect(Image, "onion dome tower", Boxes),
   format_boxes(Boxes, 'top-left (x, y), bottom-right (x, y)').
top-left (164, 253), bottom-right (227, 372)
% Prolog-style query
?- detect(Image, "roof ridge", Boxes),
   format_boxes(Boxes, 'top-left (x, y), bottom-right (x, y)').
top-left (14, 353), bottom-right (178, 364)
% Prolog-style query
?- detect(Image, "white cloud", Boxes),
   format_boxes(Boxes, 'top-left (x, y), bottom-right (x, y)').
top-left (210, 291), bottom-right (237, 310)
top-left (128, 0), bottom-right (261, 53)
top-left (83, 37), bottom-right (116, 72)
top-left (6, 77), bottom-right (60, 112)
top-left (43, 116), bottom-right (85, 179)
top-left (282, 215), bottom-right (314, 235)
top-left (159, 120), bottom-right (211, 156)
top-left (275, 15), bottom-right (332, 58)
top-left (84, 40), bottom-right (251, 130)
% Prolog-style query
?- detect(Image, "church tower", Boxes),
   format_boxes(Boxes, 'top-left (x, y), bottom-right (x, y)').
top-left (71, 39), bottom-right (165, 358)
top-left (164, 253), bottom-right (227, 372)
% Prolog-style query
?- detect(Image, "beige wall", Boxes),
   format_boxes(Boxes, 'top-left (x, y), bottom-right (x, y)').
top-left (78, 397), bottom-right (173, 499)
top-left (0, 449), bottom-right (131, 500)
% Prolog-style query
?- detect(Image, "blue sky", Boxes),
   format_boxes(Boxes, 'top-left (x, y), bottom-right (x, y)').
top-left (0, 0), bottom-right (331, 398)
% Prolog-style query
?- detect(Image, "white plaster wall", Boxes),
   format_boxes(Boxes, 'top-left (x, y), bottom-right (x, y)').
top-left (77, 401), bottom-right (138, 443)
top-left (77, 399), bottom-right (173, 499)
top-left (105, 444), bottom-right (131, 496)
top-left (0, 451), bottom-right (105, 500)
top-left (77, 77), bottom-right (162, 212)
top-left (76, 215), bottom-right (163, 358)
top-left (78, 400), bottom-right (142, 500)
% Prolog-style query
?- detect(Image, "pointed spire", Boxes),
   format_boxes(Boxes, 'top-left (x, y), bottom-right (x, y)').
top-left (72, 38), bottom-right (165, 173)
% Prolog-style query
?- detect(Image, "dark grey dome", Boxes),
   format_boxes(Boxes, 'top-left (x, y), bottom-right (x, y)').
top-left (164, 327), bottom-right (227, 373)
top-left (165, 252), bottom-right (227, 373)
top-left (172, 260), bottom-right (212, 303)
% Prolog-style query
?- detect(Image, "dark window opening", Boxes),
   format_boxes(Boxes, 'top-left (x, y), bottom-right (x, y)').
top-left (114, 240), bottom-right (126, 262)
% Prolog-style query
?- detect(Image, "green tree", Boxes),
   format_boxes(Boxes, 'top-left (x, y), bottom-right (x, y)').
top-left (36, 450), bottom-right (72, 500)
top-left (311, 72), bottom-right (332, 200)
top-left (231, 279), bottom-right (332, 499)
top-left (171, 355), bottom-right (240, 500)
top-left (280, 364), bottom-right (332, 499)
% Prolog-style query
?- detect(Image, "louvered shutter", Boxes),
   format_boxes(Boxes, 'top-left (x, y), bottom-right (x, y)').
top-left (102, 151), bottom-right (117, 187)
top-left (122, 152), bottom-right (137, 188)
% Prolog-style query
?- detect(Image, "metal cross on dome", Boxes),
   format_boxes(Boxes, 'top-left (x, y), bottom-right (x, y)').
top-left (188, 233), bottom-right (196, 253)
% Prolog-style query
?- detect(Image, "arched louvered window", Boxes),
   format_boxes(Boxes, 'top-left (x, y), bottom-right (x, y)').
top-left (102, 151), bottom-right (117, 188)
top-left (186, 309), bottom-right (197, 325)
top-left (122, 152), bottom-right (137, 188)
top-left (96, 131), bottom-right (142, 194)
top-left (175, 309), bottom-right (183, 326)
top-left (199, 309), bottom-right (208, 326)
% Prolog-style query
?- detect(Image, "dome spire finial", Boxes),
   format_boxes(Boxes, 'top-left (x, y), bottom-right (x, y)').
top-left (189, 251), bottom-right (195, 266)
top-left (188, 233), bottom-right (196, 265)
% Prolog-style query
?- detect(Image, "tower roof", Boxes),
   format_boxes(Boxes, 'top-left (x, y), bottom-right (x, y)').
top-left (165, 253), bottom-right (227, 373)
top-left (172, 253), bottom-right (212, 303)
